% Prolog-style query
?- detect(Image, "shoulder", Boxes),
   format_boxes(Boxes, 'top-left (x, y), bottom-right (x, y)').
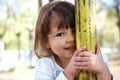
top-left (35, 56), bottom-right (55, 79)
top-left (35, 56), bottom-right (54, 68)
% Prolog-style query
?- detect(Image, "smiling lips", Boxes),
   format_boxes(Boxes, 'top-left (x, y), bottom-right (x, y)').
top-left (64, 46), bottom-right (76, 52)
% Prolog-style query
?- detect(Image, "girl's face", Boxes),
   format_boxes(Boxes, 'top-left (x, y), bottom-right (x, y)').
top-left (47, 14), bottom-right (76, 60)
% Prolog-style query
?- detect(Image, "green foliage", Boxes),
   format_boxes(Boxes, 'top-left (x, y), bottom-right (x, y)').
top-left (101, 17), bottom-right (119, 48)
top-left (0, 20), bottom-right (6, 35)
top-left (96, 0), bottom-right (120, 49)
top-left (0, 0), bottom-right (37, 50)
top-left (0, 0), bottom-right (119, 50)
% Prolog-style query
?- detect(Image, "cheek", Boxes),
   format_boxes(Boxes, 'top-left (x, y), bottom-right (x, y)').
top-left (53, 41), bottom-right (64, 49)
top-left (51, 41), bottom-right (64, 52)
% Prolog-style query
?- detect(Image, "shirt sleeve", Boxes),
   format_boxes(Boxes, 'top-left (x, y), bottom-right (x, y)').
top-left (103, 54), bottom-right (108, 65)
top-left (34, 57), bottom-right (68, 80)
top-left (34, 58), bottom-right (54, 80)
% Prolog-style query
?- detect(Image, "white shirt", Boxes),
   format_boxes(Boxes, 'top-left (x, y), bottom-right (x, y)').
top-left (35, 55), bottom-right (108, 80)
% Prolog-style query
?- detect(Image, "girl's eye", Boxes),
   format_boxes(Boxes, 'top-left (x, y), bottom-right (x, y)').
top-left (56, 32), bottom-right (64, 37)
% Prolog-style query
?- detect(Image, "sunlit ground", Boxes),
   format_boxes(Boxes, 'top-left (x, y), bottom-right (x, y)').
top-left (0, 67), bottom-right (34, 80)
top-left (0, 55), bottom-right (120, 80)
top-left (108, 55), bottom-right (120, 80)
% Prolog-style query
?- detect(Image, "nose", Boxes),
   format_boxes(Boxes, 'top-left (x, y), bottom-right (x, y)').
top-left (66, 30), bottom-right (75, 43)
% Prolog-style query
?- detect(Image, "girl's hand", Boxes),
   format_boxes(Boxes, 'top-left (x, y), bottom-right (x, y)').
top-left (64, 44), bottom-right (111, 80)
top-left (76, 44), bottom-right (105, 74)
top-left (77, 44), bottom-right (111, 80)
top-left (63, 46), bottom-right (86, 79)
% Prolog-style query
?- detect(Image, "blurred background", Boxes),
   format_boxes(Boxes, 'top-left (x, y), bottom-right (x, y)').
top-left (0, 0), bottom-right (119, 80)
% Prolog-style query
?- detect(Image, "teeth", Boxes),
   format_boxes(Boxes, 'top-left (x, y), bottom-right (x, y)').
top-left (66, 46), bottom-right (75, 49)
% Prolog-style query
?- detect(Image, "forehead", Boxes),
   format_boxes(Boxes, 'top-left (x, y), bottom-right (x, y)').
top-left (49, 13), bottom-right (62, 34)
top-left (49, 12), bottom-right (71, 32)
top-left (49, 13), bottom-right (60, 29)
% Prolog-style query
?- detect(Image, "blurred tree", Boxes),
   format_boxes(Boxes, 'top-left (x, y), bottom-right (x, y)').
top-left (96, 0), bottom-right (107, 46)
top-left (38, 0), bottom-right (42, 12)
top-left (27, 25), bottom-right (34, 66)
top-left (0, 20), bottom-right (7, 51)
top-left (0, 21), bottom-right (7, 42)
top-left (115, 0), bottom-right (120, 50)
top-left (0, 0), bottom-right (16, 51)
top-left (16, 31), bottom-right (21, 60)
top-left (96, 0), bottom-right (119, 51)
top-left (0, 0), bottom-right (37, 50)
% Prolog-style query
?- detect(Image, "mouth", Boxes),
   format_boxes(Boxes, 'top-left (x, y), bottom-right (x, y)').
top-left (64, 46), bottom-right (76, 51)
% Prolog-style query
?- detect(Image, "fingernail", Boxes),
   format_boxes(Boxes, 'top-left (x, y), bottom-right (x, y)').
top-left (89, 50), bottom-right (93, 53)
top-left (83, 46), bottom-right (86, 49)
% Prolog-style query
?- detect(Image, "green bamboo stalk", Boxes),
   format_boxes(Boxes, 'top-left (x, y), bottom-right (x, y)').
top-left (75, 0), bottom-right (97, 80)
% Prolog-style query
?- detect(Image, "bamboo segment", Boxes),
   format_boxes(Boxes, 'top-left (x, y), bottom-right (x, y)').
top-left (75, 0), bottom-right (97, 80)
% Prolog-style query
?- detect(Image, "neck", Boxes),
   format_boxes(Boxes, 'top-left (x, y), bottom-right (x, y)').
top-left (54, 55), bottom-right (70, 68)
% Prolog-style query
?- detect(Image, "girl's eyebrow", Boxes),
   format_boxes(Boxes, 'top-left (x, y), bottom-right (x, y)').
top-left (49, 29), bottom-right (59, 34)
top-left (49, 28), bottom-right (64, 34)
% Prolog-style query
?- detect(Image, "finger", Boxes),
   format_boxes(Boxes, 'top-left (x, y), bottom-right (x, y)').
top-left (75, 61), bottom-right (88, 66)
top-left (73, 46), bottom-right (86, 56)
top-left (77, 46), bottom-right (86, 53)
top-left (82, 66), bottom-right (91, 72)
top-left (96, 44), bottom-right (102, 57)
top-left (74, 56), bottom-right (89, 62)
top-left (78, 51), bottom-right (93, 57)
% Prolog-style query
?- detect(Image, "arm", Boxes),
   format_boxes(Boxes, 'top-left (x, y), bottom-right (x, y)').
top-left (97, 54), bottom-right (113, 80)
top-left (97, 64), bottom-right (112, 80)
top-left (94, 45), bottom-right (112, 80)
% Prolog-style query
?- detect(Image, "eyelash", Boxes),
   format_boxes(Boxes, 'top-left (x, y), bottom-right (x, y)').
top-left (55, 29), bottom-right (75, 37)
top-left (56, 32), bottom-right (64, 37)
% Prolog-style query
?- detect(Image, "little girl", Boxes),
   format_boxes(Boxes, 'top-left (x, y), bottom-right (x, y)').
top-left (34, 1), bottom-right (112, 80)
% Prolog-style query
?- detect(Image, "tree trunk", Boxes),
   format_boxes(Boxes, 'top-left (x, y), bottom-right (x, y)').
top-left (116, 0), bottom-right (120, 51)
top-left (75, 0), bottom-right (97, 80)
top-left (38, 0), bottom-right (42, 12)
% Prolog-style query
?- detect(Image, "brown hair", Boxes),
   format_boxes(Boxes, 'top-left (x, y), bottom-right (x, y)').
top-left (34, 1), bottom-right (75, 58)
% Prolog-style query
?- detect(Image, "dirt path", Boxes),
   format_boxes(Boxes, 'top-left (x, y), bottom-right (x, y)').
top-left (0, 68), bottom-right (34, 80)
top-left (0, 58), bottom-right (120, 80)
top-left (108, 58), bottom-right (120, 80)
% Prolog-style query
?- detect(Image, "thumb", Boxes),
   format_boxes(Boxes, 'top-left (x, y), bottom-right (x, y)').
top-left (73, 46), bottom-right (86, 56)
top-left (96, 44), bottom-right (102, 57)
